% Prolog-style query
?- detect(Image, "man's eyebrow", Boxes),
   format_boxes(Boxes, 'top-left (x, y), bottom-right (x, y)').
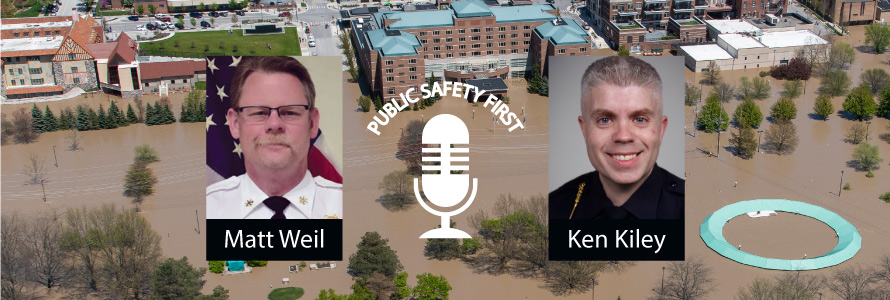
top-left (631, 108), bottom-right (656, 116)
top-left (589, 109), bottom-right (615, 118)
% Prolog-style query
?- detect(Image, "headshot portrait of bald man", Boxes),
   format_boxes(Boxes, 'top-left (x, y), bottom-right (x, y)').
top-left (549, 56), bottom-right (685, 220)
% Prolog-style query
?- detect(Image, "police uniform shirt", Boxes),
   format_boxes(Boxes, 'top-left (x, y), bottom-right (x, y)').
top-left (206, 170), bottom-right (342, 219)
top-left (549, 164), bottom-right (684, 219)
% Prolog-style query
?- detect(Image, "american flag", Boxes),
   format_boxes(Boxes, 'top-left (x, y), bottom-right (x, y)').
top-left (205, 56), bottom-right (342, 185)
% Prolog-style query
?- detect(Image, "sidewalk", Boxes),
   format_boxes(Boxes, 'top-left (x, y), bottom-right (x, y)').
top-left (1, 87), bottom-right (86, 105)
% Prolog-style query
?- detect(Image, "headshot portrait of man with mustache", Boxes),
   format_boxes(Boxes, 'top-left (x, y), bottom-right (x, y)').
top-left (206, 56), bottom-right (342, 219)
top-left (549, 56), bottom-right (683, 220)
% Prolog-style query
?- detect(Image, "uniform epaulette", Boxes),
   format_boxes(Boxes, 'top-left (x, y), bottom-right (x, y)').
top-left (206, 176), bottom-right (240, 194)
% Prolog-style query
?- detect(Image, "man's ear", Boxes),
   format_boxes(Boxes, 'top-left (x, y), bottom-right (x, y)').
top-left (578, 115), bottom-right (586, 138)
top-left (310, 108), bottom-right (320, 139)
top-left (660, 115), bottom-right (668, 140)
top-left (226, 108), bottom-right (240, 140)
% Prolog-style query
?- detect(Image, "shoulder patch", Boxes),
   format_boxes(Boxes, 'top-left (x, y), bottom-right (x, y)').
top-left (206, 176), bottom-right (240, 195)
top-left (314, 176), bottom-right (343, 190)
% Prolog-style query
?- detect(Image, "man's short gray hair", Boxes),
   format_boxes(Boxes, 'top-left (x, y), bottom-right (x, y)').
top-left (580, 56), bottom-right (663, 116)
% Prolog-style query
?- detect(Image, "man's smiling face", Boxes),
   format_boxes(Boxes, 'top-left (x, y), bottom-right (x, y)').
top-left (579, 83), bottom-right (667, 187)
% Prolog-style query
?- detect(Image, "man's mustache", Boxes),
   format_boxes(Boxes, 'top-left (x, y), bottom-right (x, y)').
top-left (254, 135), bottom-right (293, 149)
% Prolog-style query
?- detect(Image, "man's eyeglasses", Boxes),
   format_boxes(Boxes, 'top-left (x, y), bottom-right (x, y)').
top-left (236, 105), bottom-right (310, 123)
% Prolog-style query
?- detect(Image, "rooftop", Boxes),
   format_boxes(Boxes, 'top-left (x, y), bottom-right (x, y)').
top-left (679, 44), bottom-right (733, 61)
top-left (0, 36), bottom-right (64, 55)
top-left (719, 33), bottom-right (765, 50)
top-left (758, 30), bottom-right (828, 48)
top-left (878, 0), bottom-right (890, 11)
top-left (374, 10), bottom-right (454, 29)
top-left (365, 29), bottom-right (423, 56)
top-left (489, 4), bottom-right (557, 23)
top-left (534, 18), bottom-right (588, 46)
top-left (466, 78), bottom-right (508, 92)
top-left (706, 19), bottom-right (762, 34)
top-left (451, 0), bottom-right (492, 18)
top-left (749, 13), bottom-right (811, 29)
top-left (140, 59), bottom-right (206, 80)
top-left (0, 16), bottom-right (70, 26)
top-left (1, 20), bottom-right (72, 30)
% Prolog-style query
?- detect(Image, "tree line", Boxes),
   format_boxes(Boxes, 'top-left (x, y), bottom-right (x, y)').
top-left (1, 205), bottom-right (229, 300)
top-left (1, 90), bottom-right (207, 146)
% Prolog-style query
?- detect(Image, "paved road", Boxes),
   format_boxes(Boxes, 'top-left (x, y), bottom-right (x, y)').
top-left (785, 0), bottom-right (834, 36)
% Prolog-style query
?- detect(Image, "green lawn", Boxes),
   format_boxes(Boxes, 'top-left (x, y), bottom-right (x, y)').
top-left (14, 4), bottom-right (43, 17)
top-left (617, 24), bottom-right (640, 30)
top-left (140, 27), bottom-right (301, 58)
top-left (99, 10), bottom-right (132, 16)
top-left (681, 20), bottom-right (701, 25)
top-left (268, 287), bottom-right (304, 300)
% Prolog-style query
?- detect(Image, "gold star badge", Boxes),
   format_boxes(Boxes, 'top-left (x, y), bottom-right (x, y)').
top-left (246, 199), bottom-right (254, 207)
top-left (299, 196), bottom-right (308, 205)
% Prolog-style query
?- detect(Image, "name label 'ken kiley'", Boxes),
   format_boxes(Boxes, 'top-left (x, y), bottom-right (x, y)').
top-left (568, 229), bottom-right (665, 254)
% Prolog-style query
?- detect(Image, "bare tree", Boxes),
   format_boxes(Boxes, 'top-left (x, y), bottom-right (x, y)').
top-left (67, 129), bottom-right (83, 151)
top-left (2, 214), bottom-right (35, 300)
top-left (764, 121), bottom-right (800, 155)
top-left (702, 61), bottom-right (722, 85)
top-left (545, 261), bottom-right (609, 296)
top-left (22, 154), bottom-right (49, 202)
top-left (876, 253), bottom-right (890, 285)
top-left (27, 211), bottom-right (71, 290)
top-left (377, 171), bottom-right (414, 211)
top-left (396, 120), bottom-right (426, 175)
top-left (713, 81), bottom-right (735, 103)
top-left (846, 123), bottom-right (868, 144)
top-left (736, 272), bottom-right (823, 300)
top-left (134, 95), bottom-right (145, 123)
top-left (826, 264), bottom-right (879, 300)
top-left (655, 255), bottom-right (716, 300)
top-left (11, 107), bottom-right (38, 144)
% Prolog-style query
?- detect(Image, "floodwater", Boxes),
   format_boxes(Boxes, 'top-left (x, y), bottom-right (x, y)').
top-left (2, 25), bottom-right (889, 299)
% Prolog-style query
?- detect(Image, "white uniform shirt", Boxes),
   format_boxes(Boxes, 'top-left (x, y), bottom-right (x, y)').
top-left (206, 170), bottom-right (342, 219)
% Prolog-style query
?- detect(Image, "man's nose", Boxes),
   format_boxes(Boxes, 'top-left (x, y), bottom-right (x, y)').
top-left (612, 121), bottom-right (634, 143)
top-left (265, 110), bottom-right (284, 133)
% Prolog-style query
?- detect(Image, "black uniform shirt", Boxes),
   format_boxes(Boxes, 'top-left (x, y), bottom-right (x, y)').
top-left (549, 164), bottom-right (684, 219)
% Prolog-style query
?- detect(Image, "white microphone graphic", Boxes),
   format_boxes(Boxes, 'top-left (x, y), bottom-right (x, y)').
top-left (414, 114), bottom-right (478, 239)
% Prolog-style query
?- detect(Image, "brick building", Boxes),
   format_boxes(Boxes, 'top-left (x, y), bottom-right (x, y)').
top-left (350, 0), bottom-right (591, 99)
top-left (831, 0), bottom-right (877, 25)
top-left (587, 0), bottom-right (790, 51)
top-left (139, 59), bottom-right (206, 92)
top-left (1, 16), bottom-right (104, 100)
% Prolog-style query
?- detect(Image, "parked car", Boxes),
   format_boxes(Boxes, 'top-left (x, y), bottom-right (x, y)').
top-left (308, 41), bottom-right (316, 47)
top-left (136, 24), bottom-right (146, 31)
top-left (146, 23), bottom-right (157, 30)
top-left (269, 1), bottom-right (274, 5)
top-left (174, 22), bottom-right (184, 29)
top-left (582, 23), bottom-right (590, 30)
top-left (235, 10), bottom-right (245, 16)
top-left (173, 14), bottom-right (184, 19)
top-left (128, 15), bottom-right (139, 21)
top-left (157, 16), bottom-right (171, 22)
top-left (209, 11), bottom-right (219, 17)
top-left (219, 11), bottom-right (228, 16)
top-left (278, 12), bottom-right (288, 17)
top-left (308, 34), bottom-right (315, 42)
top-left (276, 0), bottom-right (283, 5)
top-left (189, 11), bottom-right (203, 18)
top-left (201, 20), bottom-right (211, 28)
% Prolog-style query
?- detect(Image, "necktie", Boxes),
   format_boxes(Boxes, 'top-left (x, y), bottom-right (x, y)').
top-left (263, 196), bottom-right (289, 219)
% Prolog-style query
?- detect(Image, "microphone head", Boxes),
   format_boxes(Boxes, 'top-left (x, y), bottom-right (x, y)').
top-left (423, 114), bottom-right (468, 145)
top-left (421, 174), bottom-right (470, 207)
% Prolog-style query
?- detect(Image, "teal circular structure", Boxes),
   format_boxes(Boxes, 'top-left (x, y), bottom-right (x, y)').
top-left (700, 199), bottom-right (861, 270)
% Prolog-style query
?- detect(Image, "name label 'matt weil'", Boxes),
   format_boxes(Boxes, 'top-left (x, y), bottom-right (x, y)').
top-left (225, 229), bottom-right (324, 249)
top-left (206, 219), bottom-right (342, 261)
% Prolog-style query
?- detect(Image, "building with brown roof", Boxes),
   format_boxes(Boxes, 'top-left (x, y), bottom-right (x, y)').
top-left (1, 15), bottom-right (104, 100)
top-left (86, 33), bottom-right (144, 98)
top-left (139, 59), bottom-right (206, 92)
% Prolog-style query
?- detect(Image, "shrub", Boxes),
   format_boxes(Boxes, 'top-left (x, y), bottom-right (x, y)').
top-left (843, 183), bottom-right (851, 190)
top-left (247, 260), bottom-right (267, 267)
top-left (770, 58), bottom-right (811, 80)
top-left (209, 261), bottom-right (224, 273)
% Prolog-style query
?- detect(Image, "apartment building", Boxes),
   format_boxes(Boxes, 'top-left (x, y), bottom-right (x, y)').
top-left (350, 0), bottom-right (591, 99)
